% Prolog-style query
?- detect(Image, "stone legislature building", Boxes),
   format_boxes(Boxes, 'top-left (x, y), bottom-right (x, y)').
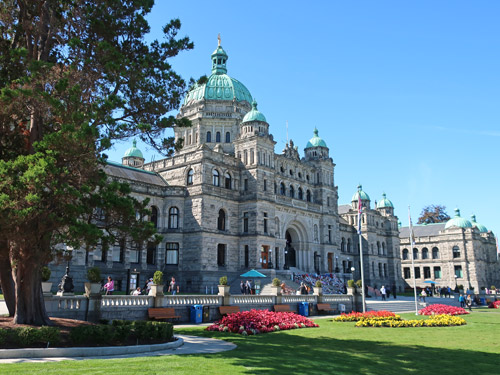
top-left (50, 40), bottom-right (407, 294)
top-left (399, 210), bottom-right (500, 292)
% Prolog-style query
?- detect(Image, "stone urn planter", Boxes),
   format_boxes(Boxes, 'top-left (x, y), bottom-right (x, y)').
top-left (41, 282), bottom-right (53, 295)
top-left (84, 282), bottom-right (102, 297)
top-left (313, 286), bottom-right (323, 296)
top-left (150, 284), bottom-right (164, 296)
top-left (218, 285), bottom-right (230, 296)
top-left (347, 286), bottom-right (356, 295)
top-left (270, 285), bottom-right (281, 296)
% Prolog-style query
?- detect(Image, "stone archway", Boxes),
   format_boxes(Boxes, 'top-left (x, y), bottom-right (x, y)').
top-left (284, 221), bottom-right (310, 270)
top-left (285, 230), bottom-right (296, 268)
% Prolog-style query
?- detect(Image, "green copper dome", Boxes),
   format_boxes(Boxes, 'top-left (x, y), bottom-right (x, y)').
top-left (376, 193), bottom-right (394, 208)
top-left (444, 208), bottom-right (472, 230)
top-left (124, 139), bottom-right (144, 159)
top-left (470, 214), bottom-right (488, 233)
top-left (183, 38), bottom-right (253, 105)
top-left (242, 101), bottom-right (267, 123)
top-left (305, 128), bottom-right (328, 149)
top-left (351, 184), bottom-right (370, 202)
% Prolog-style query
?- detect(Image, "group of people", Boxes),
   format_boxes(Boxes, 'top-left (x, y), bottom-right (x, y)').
top-left (368, 285), bottom-right (397, 300)
top-left (240, 279), bottom-right (256, 294)
top-left (102, 275), bottom-right (180, 296)
top-left (293, 273), bottom-right (345, 294)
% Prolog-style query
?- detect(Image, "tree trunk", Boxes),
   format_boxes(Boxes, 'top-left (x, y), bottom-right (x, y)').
top-left (0, 244), bottom-right (16, 316)
top-left (13, 255), bottom-right (52, 326)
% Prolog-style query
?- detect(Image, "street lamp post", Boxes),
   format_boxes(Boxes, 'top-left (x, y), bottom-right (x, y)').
top-left (351, 266), bottom-right (355, 281)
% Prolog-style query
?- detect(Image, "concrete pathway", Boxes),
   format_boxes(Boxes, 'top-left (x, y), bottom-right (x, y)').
top-left (0, 335), bottom-right (236, 364)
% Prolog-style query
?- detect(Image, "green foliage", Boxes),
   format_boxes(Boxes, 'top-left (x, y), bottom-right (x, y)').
top-left (347, 280), bottom-right (355, 288)
top-left (491, 285), bottom-right (496, 290)
top-left (219, 276), bottom-right (228, 286)
top-left (315, 280), bottom-right (323, 288)
top-left (41, 266), bottom-right (51, 282)
top-left (87, 267), bottom-right (101, 283)
top-left (272, 278), bottom-right (281, 287)
top-left (0, 329), bottom-right (8, 345)
top-left (153, 271), bottom-right (163, 285)
top-left (355, 279), bottom-right (362, 288)
top-left (457, 284), bottom-right (464, 290)
top-left (10, 326), bottom-right (60, 347)
top-left (417, 205), bottom-right (450, 224)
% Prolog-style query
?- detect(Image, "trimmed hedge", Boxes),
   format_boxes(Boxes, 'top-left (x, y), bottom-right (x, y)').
top-left (0, 326), bottom-right (60, 347)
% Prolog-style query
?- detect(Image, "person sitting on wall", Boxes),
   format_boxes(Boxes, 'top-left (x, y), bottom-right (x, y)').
top-left (132, 287), bottom-right (142, 296)
top-left (103, 276), bottom-right (114, 295)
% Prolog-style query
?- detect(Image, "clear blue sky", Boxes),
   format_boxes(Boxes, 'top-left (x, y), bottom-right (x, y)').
top-left (108, 1), bottom-right (500, 238)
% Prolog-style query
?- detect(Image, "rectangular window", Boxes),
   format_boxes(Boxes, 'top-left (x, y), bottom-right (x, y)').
top-left (423, 266), bottom-right (431, 279)
top-left (414, 267), bottom-right (421, 279)
top-left (165, 243), bottom-right (179, 265)
top-left (146, 242), bottom-right (156, 265)
top-left (217, 244), bottom-right (226, 267)
top-left (263, 213), bottom-right (268, 233)
top-left (452, 246), bottom-right (460, 258)
top-left (383, 263), bottom-right (387, 277)
top-left (404, 267), bottom-right (411, 279)
top-left (130, 246), bottom-right (140, 264)
top-left (263, 179), bottom-right (267, 191)
top-left (328, 225), bottom-right (332, 243)
top-left (378, 263), bottom-right (382, 277)
top-left (243, 212), bottom-right (249, 233)
top-left (454, 265), bottom-right (463, 278)
top-left (244, 178), bottom-right (248, 191)
top-left (434, 266), bottom-right (441, 279)
top-left (112, 239), bottom-right (125, 262)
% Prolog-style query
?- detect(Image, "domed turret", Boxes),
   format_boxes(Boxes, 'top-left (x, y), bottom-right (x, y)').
top-left (376, 193), bottom-right (394, 209)
top-left (351, 184), bottom-right (370, 209)
top-left (122, 139), bottom-right (145, 168)
top-left (183, 36), bottom-right (253, 105)
top-left (444, 208), bottom-right (472, 230)
top-left (242, 100), bottom-right (267, 123)
top-left (304, 128), bottom-right (329, 160)
top-left (470, 214), bottom-right (488, 233)
top-left (305, 128), bottom-right (328, 149)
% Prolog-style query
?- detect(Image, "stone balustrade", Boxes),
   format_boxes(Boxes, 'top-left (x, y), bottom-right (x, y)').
top-left (229, 295), bottom-right (275, 305)
top-left (101, 295), bottom-right (153, 308)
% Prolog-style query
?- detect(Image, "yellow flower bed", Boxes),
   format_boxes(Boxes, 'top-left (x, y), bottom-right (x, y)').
top-left (334, 314), bottom-right (402, 322)
top-left (355, 314), bottom-right (466, 328)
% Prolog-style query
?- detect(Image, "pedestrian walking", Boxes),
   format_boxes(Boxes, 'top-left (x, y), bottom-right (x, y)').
top-left (380, 285), bottom-right (386, 301)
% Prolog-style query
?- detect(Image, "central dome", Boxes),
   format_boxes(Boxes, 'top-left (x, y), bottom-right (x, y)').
top-left (183, 40), bottom-right (253, 105)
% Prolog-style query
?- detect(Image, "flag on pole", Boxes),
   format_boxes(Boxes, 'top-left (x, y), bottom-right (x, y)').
top-left (357, 193), bottom-right (362, 235)
top-left (408, 210), bottom-right (416, 247)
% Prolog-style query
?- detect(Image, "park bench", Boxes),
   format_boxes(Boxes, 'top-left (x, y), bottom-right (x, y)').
top-left (274, 304), bottom-right (292, 312)
top-left (148, 307), bottom-right (180, 322)
top-left (316, 303), bottom-right (335, 314)
top-left (219, 306), bottom-right (240, 316)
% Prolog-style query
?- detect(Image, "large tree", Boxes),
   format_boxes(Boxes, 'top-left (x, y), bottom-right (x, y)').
top-left (0, 0), bottom-right (192, 325)
top-left (417, 205), bottom-right (451, 224)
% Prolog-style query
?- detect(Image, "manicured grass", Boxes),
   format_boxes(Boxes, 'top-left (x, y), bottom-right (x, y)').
top-left (2, 310), bottom-right (499, 374)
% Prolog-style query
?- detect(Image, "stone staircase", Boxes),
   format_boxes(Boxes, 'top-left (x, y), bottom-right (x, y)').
top-left (365, 299), bottom-right (427, 313)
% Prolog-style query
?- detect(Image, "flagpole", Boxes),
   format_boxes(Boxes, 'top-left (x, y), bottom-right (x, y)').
top-left (357, 190), bottom-right (366, 313)
top-left (408, 205), bottom-right (419, 315)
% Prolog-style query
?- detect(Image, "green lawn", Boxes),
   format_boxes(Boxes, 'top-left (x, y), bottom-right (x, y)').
top-left (3, 310), bottom-right (499, 374)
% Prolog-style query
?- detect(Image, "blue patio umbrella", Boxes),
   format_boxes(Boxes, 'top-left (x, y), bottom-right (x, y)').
top-left (424, 280), bottom-right (436, 284)
top-left (240, 269), bottom-right (266, 278)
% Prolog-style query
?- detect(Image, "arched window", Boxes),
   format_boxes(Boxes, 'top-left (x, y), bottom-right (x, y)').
top-left (206, 131), bottom-right (212, 143)
top-left (289, 185), bottom-right (295, 198)
top-left (187, 169), bottom-right (194, 185)
top-left (402, 248), bottom-right (409, 260)
top-left (413, 248), bottom-right (418, 259)
top-left (224, 172), bottom-right (232, 189)
top-left (280, 183), bottom-right (286, 195)
top-left (377, 241), bottom-right (381, 255)
top-left (432, 247), bottom-right (439, 259)
top-left (168, 207), bottom-right (179, 229)
top-left (382, 242), bottom-right (386, 255)
top-left (452, 246), bottom-right (460, 258)
top-left (347, 239), bottom-right (352, 253)
top-left (298, 187), bottom-right (303, 200)
top-left (216, 131), bottom-right (221, 142)
top-left (306, 190), bottom-right (311, 202)
top-left (212, 169), bottom-right (220, 186)
top-left (422, 247), bottom-right (429, 259)
top-left (150, 206), bottom-right (158, 228)
top-left (341, 238), bottom-right (346, 252)
top-left (225, 132), bottom-right (230, 143)
top-left (217, 209), bottom-right (226, 231)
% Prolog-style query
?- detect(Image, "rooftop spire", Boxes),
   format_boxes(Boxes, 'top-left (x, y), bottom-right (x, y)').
top-left (211, 35), bottom-right (228, 74)
top-left (217, 33), bottom-right (221, 46)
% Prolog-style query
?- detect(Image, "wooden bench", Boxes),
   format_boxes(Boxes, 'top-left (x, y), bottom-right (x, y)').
top-left (317, 303), bottom-right (335, 314)
top-left (219, 306), bottom-right (240, 316)
top-left (148, 307), bottom-right (180, 322)
top-left (274, 304), bottom-right (292, 312)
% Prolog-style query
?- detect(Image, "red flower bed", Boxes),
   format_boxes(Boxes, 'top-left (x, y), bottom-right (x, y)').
top-left (206, 309), bottom-right (319, 335)
top-left (488, 301), bottom-right (500, 309)
top-left (419, 304), bottom-right (469, 316)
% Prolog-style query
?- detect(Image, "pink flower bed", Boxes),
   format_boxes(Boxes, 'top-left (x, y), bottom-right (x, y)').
top-left (488, 301), bottom-right (500, 309)
top-left (206, 309), bottom-right (319, 335)
top-left (419, 304), bottom-right (469, 316)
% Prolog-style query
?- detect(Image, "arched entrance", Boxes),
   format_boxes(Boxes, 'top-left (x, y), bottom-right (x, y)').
top-left (285, 230), bottom-right (296, 269)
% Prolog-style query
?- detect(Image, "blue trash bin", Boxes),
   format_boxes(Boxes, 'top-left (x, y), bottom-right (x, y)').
top-left (190, 305), bottom-right (203, 323)
top-left (480, 297), bottom-right (486, 306)
top-left (299, 302), bottom-right (309, 316)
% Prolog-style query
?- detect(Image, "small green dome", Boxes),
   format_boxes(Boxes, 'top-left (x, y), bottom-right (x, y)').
top-left (376, 193), bottom-right (394, 209)
top-left (305, 128), bottom-right (328, 149)
top-left (444, 208), bottom-right (472, 230)
top-left (470, 214), bottom-right (488, 233)
top-left (124, 139), bottom-right (144, 159)
top-left (242, 101), bottom-right (267, 123)
top-left (183, 39), bottom-right (253, 105)
top-left (351, 184), bottom-right (370, 202)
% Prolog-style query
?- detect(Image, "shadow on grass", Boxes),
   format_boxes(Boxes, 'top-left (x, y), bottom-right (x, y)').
top-left (175, 328), bottom-right (498, 375)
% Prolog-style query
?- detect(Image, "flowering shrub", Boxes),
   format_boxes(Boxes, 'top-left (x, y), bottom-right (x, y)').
top-left (355, 314), bottom-right (466, 328)
top-left (206, 309), bottom-right (318, 335)
top-left (334, 311), bottom-right (399, 322)
top-left (488, 300), bottom-right (500, 309)
top-left (418, 304), bottom-right (469, 316)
